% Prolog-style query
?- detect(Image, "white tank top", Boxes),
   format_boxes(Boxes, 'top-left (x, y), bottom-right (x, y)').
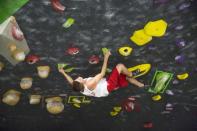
top-left (80, 77), bottom-right (109, 97)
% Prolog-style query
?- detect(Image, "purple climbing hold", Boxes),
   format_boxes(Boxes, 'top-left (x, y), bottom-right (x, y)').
top-left (172, 79), bottom-right (179, 85)
top-left (175, 55), bottom-right (184, 64)
top-left (148, 45), bottom-right (156, 50)
top-left (176, 39), bottom-right (186, 48)
top-left (166, 90), bottom-right (174, 96)
top-left (166, 103), bottom-right (173, 108)
top-left (175, 25), bottom-right (184, 30)
top-left (178, 2), bottom-right (191, 10)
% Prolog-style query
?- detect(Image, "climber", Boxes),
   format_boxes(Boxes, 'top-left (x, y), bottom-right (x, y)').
top-left (58, 50), bottom-right (145, 97)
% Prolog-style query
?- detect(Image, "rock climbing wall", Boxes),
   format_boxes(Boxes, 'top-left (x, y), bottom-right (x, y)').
top-left (0, 0), bottom-right (197, 131)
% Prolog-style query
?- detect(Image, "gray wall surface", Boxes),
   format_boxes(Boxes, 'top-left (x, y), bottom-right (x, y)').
top-left (0, 0), bottom-right (197, 131)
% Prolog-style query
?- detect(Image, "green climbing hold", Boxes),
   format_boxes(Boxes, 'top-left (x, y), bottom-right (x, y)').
top-left (102, 48), bottom-right (109, 55)
top-left (64, 67), bottom-right (74, 73)
top-left (57, 63), bottom-right (68, 69)
top-left (106, 68), bottom-right (112, 73)
top-left (148, 70), bottom-right (173, 94)
top-left (63, 18), bottom-right (75, 28)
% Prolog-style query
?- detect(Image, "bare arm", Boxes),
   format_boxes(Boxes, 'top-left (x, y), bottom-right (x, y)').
top-left (59, 68), bottom-right (74, 86)
top-left (93, 51), bottom-right (111, 83)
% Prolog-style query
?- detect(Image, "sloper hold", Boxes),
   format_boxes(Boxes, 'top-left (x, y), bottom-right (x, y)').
top-left (144, 19), bottom-right (168, 37)
top-left (130, 29), bottom-right (152, 46)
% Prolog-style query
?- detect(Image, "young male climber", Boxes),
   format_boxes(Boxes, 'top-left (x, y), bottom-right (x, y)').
top-left (58, 50), bottom-right (145, 97)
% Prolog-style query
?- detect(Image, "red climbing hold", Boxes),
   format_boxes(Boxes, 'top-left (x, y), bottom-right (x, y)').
top-left (88, 55), bottom-right (100, 64)
top-left (51, 0), bottom-right (65, 12)
top-left (66, 47), bottom-right (80, 55)
top-left (121, 97), bottom-right (141, 112)
top-left (26, 55), bottom-right (40, 64)
top-left (143, 122), bottom-right (153, 128)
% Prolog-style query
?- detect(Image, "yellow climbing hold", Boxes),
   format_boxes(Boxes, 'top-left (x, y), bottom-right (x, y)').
top-left (118, 46), bottom-right (133, 56)
top-left (144, 19), bottom-right (167, 37)
top-left (113, 106), bottom-right (122, 112)
top-left (110, 111), bottom-right (119, 116)
top-left (73, 103), bottom-right (81, 108)
top-left (130, 29), bottom-right (152, 46)
top-left (128, 64), bottom-right (151, 78)
top-left (177, 73), bottom-right (189, 80)
top-left (152, 95), bottom-right (162, 101)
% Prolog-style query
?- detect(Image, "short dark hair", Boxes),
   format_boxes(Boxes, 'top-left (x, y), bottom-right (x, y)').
top-left (72, 81), bottom-right (84, 92)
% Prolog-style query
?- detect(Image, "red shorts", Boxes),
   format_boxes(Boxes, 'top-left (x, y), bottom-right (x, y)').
top-left (107, 67), bottom-right (128, 92)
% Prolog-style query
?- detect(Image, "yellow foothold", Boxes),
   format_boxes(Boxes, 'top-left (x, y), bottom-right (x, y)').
top-left (177, 73), bottom-right (189, 80)
top-left (113, 106), bottom-right (122, 112)
top-left (144, 19), bottom-right (168, 37)
top-left (118, 46), bottom-right (133, 56)
top-left (110, 111), bottom-right (119, 116)
top-left (72, 98), bottom-right (81, 104)
top-left (152, 95), bottom-right (162, 101)
top-left (130, 29), bottom-right (152, 46)
top-left (73, 103), bottom-right (81, 108)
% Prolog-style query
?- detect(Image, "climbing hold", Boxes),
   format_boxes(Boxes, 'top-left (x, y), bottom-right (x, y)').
top-left (113, 106), bottom-right (122, 112)
top-left (165, 90), bottom-right (174, 96)
top-left (143, 122), bottom-right (153, 128)
top-left (152, 95), bottom-right (162, 101)
top-left (175, 25), bottom-right (184, 30)
top-left (37, 66), bottom-right (50, 79)
top-left (121, 99), bottom-right (135, 112)
top-left (64, 67), bottom-right (74, 73)
top-left (46, 97), bottom-right (64, 114)
top-left (12, 49), bottom-right (26, 62)
top-left (0, 62), bottom-right (4, 71)
top-left (88, 55), bottom-right (100, 64)
top-left (176, 39), bottom-right (186, 48)
top-left (128, 64), bottom-right (151, 78)
top-left (57, 63), bottom-right (68, 69)
top-left (63, 18), bottom-right (75, 28)
top-left (175, 55), bottom-right (184, 64)
top-left (118, 46), bottom-right (133, 56)
top-left (130, 29), bottom-right (152, 46)
top-left (72, 98), bottom-right (81, 104)
top-left (165, 103), bottom-right (173, 111)
top-left (102, 48), bottom-right (109, 55)
top-left (73, 103), bottom-right (81, 108)
top-left (51, 0), bottom-right (65, 12)
top-left (26, 55), bottom-right (40, 64)
top-left (177, 73), bottom-right (189, 80)
top-left (20, 77), bottom-right (33, 90)
top-left (106, 68), bottom-right (112, 73)
top-left (178, 2), bottom-right (191, 10)
top-left (11, 24), bottom-right (24, 41)
top-left (144, 19), bottom-right (168, 37)
top-left (148, 70), bottom-right (173, 94)
top-left (66, 47), bottom-right (79, 55)
top-left (172, 79), bottom-right (179, 85)
top-left (29, 95), bottom-right (41, 105)
top-left (110, 111), bottom-right (119, 116)
top-left (2, 89), bottom-right (21, 106)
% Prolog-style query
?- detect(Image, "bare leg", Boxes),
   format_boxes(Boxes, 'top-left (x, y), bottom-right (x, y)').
top-left (116, 63), bottom-right (144, 88)
top-left (126, 77), bottom-right (144, 88)
top-left (116, 63), bottom-right (132, 77)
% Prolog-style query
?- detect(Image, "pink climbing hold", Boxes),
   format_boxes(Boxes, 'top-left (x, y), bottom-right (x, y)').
top-left (11, 25), bottom-right (24, 41)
